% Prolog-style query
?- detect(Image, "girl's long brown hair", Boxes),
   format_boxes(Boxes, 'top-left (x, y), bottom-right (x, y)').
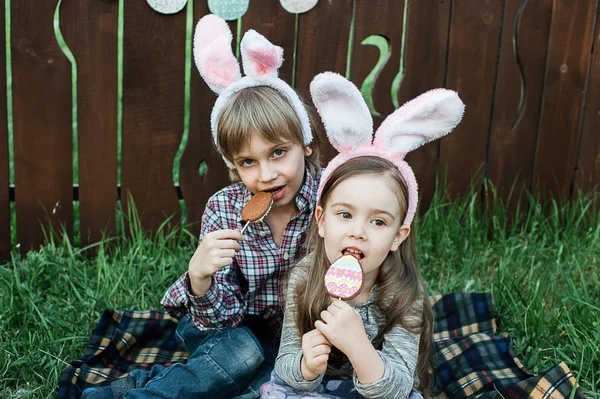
top-left (294, 156), bottom-right (434, 397)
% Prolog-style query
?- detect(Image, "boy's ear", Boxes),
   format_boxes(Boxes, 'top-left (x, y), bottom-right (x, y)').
top-left (304, 145), bottom-right (313, 156)
top-left (315, 206), bottom-right (325, 238)
top-left (390, 225), bottom-right (411, 251)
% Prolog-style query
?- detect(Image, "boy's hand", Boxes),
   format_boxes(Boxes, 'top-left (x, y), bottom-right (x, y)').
top-left (300, 329), bottom-right (331, 381)
top-left (315, 300), bottom-right (370, 357)
top-left (188, 229), bottom-right (242, 296)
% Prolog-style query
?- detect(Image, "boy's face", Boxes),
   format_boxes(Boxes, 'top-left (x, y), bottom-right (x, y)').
top-left (232, 134), bottom-right (311, 210)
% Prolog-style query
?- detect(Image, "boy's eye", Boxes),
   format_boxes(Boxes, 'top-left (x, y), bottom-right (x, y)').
top-left (273, 149), bottom-right (285, 157)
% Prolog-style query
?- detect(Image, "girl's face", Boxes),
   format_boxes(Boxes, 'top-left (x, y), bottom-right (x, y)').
top-left (232, 134), bottom-right (312, 210)
top-left (315, 174), bottom-right (410, 285)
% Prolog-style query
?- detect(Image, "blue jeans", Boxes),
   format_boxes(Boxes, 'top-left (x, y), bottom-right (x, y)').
top-left (82, 314), bottom-right (277, 399)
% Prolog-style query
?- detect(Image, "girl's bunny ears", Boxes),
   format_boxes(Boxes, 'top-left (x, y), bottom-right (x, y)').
top-left (312, 72), bottom-right (465, 226)
top-left (194, 15), bottom-right (312, 168)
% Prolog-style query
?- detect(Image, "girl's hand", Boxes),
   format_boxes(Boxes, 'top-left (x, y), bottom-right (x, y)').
top-left (314, 300), bottom-right (371, 357)
top-left (300, 329), bottom-right (332, 381)
top-left (188, 229), bottom-right (242, 296)
top-left (315, 300), bottom-right (385, 384)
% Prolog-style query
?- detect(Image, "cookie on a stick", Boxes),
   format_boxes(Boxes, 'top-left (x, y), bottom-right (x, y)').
top-left (240, 192), bottom-right (273, 234)
top-left (324, 255), bottom-right (364, 300)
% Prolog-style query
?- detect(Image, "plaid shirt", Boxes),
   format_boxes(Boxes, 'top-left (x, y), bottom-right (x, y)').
top-left (161, 169), bottom-right (319, 331)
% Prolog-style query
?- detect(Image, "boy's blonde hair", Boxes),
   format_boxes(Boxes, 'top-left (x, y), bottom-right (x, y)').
top-left (216, 86), bottom-right (322, 181)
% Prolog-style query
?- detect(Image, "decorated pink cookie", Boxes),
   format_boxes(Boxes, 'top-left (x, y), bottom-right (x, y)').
top-left (324, 255), bottom-right (363, 300)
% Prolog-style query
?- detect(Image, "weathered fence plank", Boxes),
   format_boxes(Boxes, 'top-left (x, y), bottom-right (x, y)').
top-left (439, 0), bottom-right (503, 198)
top-left (121, 2), bottom-right (184, 232)
top-left (487, 0), bottom-right (553, 208)
top-left (12, 0), bottom-right (73, 252)
top-left (61, 0), bottom-right (118, 246)
top-left (179, 4), bottom-right (232, 238)
top-left (0, 1), bottom-right (9, 259)
top-left (534, 0), bottom-right (597, 200)
top-left (574, 4), bottom-right (600, 194)
top-left (399, 0), bottom-right (452, 214)
top-left (295, 0), bottom-right (353, 163)
top-left (350, 0), bottom-right (405, 129)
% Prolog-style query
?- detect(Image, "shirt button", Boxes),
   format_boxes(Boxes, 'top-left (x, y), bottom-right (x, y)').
top-left (283, 252), bottom-right (290, 260)
top-left (259, 231), bottom-right (266, 237)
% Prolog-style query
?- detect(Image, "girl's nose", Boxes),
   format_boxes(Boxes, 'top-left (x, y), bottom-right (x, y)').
top-left (348, 221), bottom-right (366, 240)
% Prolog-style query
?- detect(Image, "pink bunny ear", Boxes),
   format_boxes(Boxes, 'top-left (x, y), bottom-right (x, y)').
top-left (240, 30), bottom-right (283, 78)
top-left (193, 14), bottom-right (241, 94)
top-left (373, 89), bottom-right (465, 154)
top-left (310, 72), bottom-right (373, 152)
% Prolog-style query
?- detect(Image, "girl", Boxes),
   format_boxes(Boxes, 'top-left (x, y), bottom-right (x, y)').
top-left (262, 73), bottom-right (465, 399)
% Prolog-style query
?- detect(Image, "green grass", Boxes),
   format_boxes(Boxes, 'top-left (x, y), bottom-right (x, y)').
top-left (1, 183), bottom-right (598, 398)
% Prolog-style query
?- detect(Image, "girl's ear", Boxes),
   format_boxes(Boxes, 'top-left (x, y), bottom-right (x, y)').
top-left (373, 89), bottom-right (464, 155)
top-left (315, 206), bottom-right (325, 238)
top-left (390, 225), bottom-right (410, 251)
top-left (240, 30), bottom-right (283, 78)
top-left (193, 15), bottom-right (241, 94)
top-left (304, 145), bottom-right (313, 156)
top-left (310, 72), bottom-right (373, 153)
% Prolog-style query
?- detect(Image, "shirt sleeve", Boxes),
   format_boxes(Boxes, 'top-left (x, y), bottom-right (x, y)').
top-left (274, 263), bottom-right (325, 391)
top-left (161, 197), bottom-right (247, 330)
top-left (352, 309), bottom-right (421, 398)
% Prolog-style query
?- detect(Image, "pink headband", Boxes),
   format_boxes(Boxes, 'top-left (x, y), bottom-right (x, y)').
top-left (311, 72), bottom-right (465, 226)
top-left (194, 15), bottom-right (312, 169)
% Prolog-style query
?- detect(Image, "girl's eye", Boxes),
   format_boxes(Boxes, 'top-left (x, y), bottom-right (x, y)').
top-left (273, 149), bottom-right (286, 158)
top-left (371, 219), bottom-right (386, 226)
top-left (337, 212), bottom-right (352, 219)
top-left (240, 159), bottom-right (255, 167)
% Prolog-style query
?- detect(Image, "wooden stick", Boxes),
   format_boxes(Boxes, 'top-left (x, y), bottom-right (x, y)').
top-left (240, 220), bottom-right (251, 234)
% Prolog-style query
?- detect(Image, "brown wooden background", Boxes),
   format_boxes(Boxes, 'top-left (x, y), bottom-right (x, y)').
top-left (2, 0), bottom-right (599, 260)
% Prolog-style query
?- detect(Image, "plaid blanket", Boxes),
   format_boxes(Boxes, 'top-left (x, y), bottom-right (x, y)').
top-left (58, 294), bottom-right (585, 398)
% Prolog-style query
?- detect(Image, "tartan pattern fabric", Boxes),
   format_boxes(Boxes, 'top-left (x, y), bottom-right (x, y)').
top-left (57, 293), bottom-right (586, 399)
top-left (161, 169), bottom-right (318, 331)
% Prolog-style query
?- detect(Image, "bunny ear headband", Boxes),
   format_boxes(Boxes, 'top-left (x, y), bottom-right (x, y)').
top-left (311, 72), bottom-right (465, 226)
top-left (194, 15), bottom-right (312, 168)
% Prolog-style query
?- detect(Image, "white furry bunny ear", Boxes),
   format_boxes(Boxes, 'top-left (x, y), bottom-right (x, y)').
top-left (193, 14), bottom-right (241, 94)
top-left (240, 30), bottom-right (283, 78)
top-left (310, 72), bottom-right (373, 152)
top-left (373, 89), bottom-right (465, 154)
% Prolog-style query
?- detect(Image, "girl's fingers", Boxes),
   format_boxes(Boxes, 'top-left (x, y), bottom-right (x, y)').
top-left (312, 353), bottom-right (329, 364)
top-left (327, 300), bottom-right (346, 313)
top-left (314, 344), bottom-right (331, 355)
top-left (320, 310), bottom-right (334, 324)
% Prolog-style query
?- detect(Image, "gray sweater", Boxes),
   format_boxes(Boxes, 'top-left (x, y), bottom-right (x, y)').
top-left (274, 262), bottom-right (421, 399)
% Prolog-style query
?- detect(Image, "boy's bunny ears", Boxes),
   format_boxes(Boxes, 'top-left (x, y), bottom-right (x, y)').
top-left (194, 15), bottom-right (312, 168)
top-left (311, 72), bottom-right (465, 226)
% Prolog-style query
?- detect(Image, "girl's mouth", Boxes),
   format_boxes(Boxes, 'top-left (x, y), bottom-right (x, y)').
top-left (342, 247), bottom-right (364, 261)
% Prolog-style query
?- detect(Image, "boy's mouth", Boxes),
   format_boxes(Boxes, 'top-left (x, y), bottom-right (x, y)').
top-left (263, 186), bottom-right (284, 195)
top-left (342, 247), bottom-right (364, 261)
top-left (263, 185), bottom-right (285, 201)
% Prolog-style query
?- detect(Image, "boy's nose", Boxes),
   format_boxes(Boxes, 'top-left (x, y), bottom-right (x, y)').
top-left (258, 163), bottom-right (277, 183)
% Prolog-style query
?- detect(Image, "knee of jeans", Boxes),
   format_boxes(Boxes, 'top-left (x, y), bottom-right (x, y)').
top-left (207, 326), bottom-right (264, 383)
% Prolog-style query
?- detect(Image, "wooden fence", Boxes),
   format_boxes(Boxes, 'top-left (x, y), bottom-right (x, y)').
top-left (1, 0), bottom-right (599, 260)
